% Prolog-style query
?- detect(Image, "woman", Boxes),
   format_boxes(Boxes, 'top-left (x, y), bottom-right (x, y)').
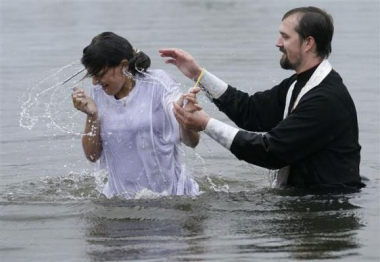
top-left (72, 32), bottom-right (200, 199)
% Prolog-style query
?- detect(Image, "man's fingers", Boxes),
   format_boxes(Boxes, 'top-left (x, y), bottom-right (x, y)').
top-left (184, 91), bottom-right (198, 99)
top-left (174, 110), bottom-right (186, 126)
top-left (173, 102), bottom-right (189, 119)
top-left (173, 102), bottom-right (188, 125)
top-left (177, 95), bottom-right (185, 107)
top-left (159, 48), bottom-right (178, 58)
top-left (173, 101), bottom-right (184, 115)
top-left (164, 59), bottom-right (177, 65)
top-left (194, 104), bottom-right (203, 110)
top-left (189, 86), bottom-right (201, 94)
top-left (184, 96), bottom-right (197, 104)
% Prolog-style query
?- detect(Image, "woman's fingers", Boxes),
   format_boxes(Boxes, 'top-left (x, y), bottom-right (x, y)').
top-left (73, 98), bottom-right (85, 109)
top-left (72, 90), bottom-right (89, 111)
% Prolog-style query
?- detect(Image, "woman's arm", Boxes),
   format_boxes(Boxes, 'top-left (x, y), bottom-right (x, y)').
top-left (179, 126), bottom-right (200, 148)
top-left (176, 95), bottom-right (200, 148)
top-left (72, 88), bottom-right (103, 162)
top-left (176, 89), bottom-right (203, 148)
top-left (82, 113), bottom-right (102, 162)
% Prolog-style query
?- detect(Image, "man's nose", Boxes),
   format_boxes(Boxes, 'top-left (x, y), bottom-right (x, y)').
top-left (275, 37), bottom-right (283, 48)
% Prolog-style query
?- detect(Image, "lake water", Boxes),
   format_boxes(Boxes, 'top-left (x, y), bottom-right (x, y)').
top-left (1, 0), bottom-right (379, 261)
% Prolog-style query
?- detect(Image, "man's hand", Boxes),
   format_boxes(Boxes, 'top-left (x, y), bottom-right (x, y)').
top-left (173, 87), bottom-right (210, 132)
top-left (176, 86), bottom-right (203, 113)
top-left (159, 48), bottom-right (203, 80)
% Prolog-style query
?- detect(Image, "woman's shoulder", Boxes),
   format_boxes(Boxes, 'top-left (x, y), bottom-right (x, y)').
top-left (139, 69), bottom-right (179, 92)
top-left (141, 69), bottom-right (176, 82)
top-left (145, 68), bottom-right (170, 77)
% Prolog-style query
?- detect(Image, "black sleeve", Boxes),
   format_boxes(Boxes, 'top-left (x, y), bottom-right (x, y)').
top-left (213, 77), bottom-right (294, 132)
top-left (229, 87), bottom-right (352, 169)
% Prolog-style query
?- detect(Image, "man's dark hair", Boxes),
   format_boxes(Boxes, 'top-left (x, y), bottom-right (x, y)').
top-left (283, 7), bottom-right (334, 58)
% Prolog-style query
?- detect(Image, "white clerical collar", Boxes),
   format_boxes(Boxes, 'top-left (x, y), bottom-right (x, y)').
top-left (283, 59), bottom-right (333, 119)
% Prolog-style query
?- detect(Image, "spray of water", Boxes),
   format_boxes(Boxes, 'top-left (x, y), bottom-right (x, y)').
top-left (19, 60), bottom-right (87, 135)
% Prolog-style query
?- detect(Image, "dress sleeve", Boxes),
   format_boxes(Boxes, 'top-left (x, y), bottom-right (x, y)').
top-left (160, 72), bottom-right (182, 144)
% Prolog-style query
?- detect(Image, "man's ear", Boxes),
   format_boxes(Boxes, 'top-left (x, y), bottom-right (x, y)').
top-left (304, 36), bottom-right (316, 53)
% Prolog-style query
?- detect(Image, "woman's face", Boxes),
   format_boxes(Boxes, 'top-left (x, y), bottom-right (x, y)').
top-left (91, 64), bottom-right (129, 98)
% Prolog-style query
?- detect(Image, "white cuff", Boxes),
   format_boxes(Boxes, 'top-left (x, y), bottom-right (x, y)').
top-left (199, 70), bottom-right (228, 99)
top-left (204, 118), bottom-right (239, 150)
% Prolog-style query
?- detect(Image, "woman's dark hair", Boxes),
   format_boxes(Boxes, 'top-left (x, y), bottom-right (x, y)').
top-left (81, 32), bottom-right (151, 77)
top-left (283, 6), bottom-right (334, 58)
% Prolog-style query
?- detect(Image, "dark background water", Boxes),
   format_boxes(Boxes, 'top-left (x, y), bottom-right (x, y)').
top-left (1, 0), bottom-right (379, 261)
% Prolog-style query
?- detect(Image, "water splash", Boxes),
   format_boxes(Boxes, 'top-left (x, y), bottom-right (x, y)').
top-left (206, 175), bottom-right (230, 193)
top-left (2, 170), bottom-right (105, 202)
top-left (19, 60), bottom-right (87, 135)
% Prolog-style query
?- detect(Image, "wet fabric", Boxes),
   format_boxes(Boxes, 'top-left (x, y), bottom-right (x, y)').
top-left (90, 69), bottom-right (199, 199)
top-left (213, 66), bottom-right (364, 188)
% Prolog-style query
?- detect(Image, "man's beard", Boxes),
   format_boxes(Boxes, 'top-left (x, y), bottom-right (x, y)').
top-left (280, 54), bottom-right (294, 70)
top-left (279, 49), bottom-right (301, 70)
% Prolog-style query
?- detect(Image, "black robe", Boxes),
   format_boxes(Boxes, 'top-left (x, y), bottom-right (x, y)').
top-left (213, 66), bottom-right (364, 188)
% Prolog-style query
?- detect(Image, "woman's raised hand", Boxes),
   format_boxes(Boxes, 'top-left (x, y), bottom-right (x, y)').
top-left (71, 87), bottom-right (98, 116)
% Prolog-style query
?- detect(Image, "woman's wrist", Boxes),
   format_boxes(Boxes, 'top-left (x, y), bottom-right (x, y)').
top-left (88, 112), bottom-right (99, 121)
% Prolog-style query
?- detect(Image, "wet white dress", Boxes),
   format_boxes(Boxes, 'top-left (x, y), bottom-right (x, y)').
top-left (90, 69), bottom-right (199, 199)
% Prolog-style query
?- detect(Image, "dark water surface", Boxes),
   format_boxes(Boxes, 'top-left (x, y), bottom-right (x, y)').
top-left (1, 0), bottom-right (379, 261)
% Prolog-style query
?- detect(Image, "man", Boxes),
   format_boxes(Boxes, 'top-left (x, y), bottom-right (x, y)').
top-left (159, 6), bottom-right (364, 188)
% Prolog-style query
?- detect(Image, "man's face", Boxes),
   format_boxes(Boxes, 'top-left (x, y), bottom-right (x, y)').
top-left (276, 14), bottom-right (304, 71)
